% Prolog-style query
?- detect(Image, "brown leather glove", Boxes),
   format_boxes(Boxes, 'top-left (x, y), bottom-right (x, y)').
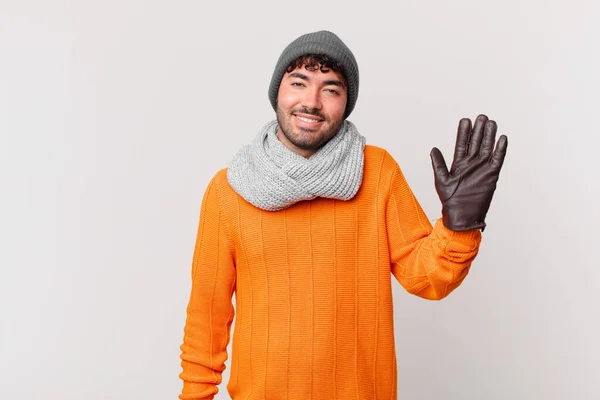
top-left (430, 114), bottom-right (508, 232)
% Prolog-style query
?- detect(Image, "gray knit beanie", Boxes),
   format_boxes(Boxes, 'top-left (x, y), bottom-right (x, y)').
top-left (268, 30), bottom-right (359, 119)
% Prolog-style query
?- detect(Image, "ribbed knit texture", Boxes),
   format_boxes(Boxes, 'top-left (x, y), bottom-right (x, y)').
top-left (268, 30), bottom-right (359, 119)
top-left (179, 145), bottom-right (482, 400)
top-left (226, 119), bottom-right (366, 211)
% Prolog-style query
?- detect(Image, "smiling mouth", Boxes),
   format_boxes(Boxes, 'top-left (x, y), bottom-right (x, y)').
top-left (294, 114), bottom-right (324, 124)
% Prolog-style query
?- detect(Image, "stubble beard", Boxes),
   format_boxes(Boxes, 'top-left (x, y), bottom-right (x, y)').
top-left (276, 105), bottom-right (345, 151)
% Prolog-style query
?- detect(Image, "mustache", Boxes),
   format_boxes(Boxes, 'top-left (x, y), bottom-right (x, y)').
top-left (292, 107), bottom-right (326, 120)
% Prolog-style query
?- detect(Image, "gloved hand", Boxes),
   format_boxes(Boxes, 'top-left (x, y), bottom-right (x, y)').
top-left (430, 114), bottom-right (508, 231)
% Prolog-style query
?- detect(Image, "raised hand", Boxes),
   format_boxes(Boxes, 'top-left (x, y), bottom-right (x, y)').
top-left (430, 114), bottom-right (508, 231)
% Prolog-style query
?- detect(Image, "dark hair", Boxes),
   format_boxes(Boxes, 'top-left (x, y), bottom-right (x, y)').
top-left (285, 54), bottom-right (347, 86)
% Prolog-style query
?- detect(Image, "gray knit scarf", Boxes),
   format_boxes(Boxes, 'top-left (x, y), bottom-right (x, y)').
top-left (227, 119), bottom-right (366, 211)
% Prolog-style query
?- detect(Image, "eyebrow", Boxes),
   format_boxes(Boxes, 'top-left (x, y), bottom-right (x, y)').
top-left (288, 72), bottom-right (346, 88)
top-left (288, 72), bottom-right (309, 80)
top-left (323, 79), bottom-right (346, 88)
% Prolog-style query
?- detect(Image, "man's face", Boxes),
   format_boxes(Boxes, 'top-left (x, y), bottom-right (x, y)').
top-left (276, 66), bottom-right (348, 158)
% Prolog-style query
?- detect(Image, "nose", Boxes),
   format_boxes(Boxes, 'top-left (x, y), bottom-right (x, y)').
top-left (301, 86), bottom-right (322, 111)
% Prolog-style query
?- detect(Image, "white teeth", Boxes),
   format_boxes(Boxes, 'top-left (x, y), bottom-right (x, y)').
top-left (296, 115), bottom-right (320, 123)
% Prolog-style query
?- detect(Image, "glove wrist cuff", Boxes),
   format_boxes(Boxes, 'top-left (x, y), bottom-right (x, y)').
top-left (442, 214), bottom-right (487, 232)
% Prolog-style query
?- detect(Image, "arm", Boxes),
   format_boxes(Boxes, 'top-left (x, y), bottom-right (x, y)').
top-left (388, 114), bottom-right (507, 300)
top-left (387, 163), bottom-right (482, 300)
top-left (179, 175), bottom-right (236, 400)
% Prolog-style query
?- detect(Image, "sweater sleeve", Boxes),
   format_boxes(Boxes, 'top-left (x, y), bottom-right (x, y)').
top-left (179, 175), bottom-right (236, 400)
top-left (386, 163), bottom-right (482, 300)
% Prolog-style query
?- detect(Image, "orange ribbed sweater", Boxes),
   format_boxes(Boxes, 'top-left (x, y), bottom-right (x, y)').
top-left (179, 145), bottom-right (482, 400)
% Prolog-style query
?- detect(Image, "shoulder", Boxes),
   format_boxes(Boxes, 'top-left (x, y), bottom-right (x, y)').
top-left (356, 145), bottom-right (404, 199)
top-left (364, 144), bottom-right (401, 174)
top-left (213, 167), bottom-right (229, 185)
top-left (206, 167), bottom-right (243, 213)
top-left (206, 168), bottom-right (236, 199)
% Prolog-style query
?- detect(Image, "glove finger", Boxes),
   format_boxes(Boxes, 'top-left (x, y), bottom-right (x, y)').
top-left (480, 119), bottom-right (497, 160)
top-left (468, 114), bottom-right (488, 157)
top-left (430, 147), bottom-right (449, 182)
top-left (453, 118), bottom-right (471, 161)
top-left (491, 135), bottom-right (508, 170)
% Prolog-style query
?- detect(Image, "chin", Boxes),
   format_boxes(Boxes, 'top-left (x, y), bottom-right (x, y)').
top-left (288, 132), bottom-right (323, 150)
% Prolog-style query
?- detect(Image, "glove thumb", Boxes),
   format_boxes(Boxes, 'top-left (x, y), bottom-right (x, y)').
top-left (430, 147), bottom-right (449, 182)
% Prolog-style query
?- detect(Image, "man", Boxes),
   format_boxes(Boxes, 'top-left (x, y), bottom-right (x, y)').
top-left (179, 30), bottom-right (507, 400)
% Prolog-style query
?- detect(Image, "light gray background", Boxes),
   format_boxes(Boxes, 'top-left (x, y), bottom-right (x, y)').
top-left (1, 1), bottom-right (598, 399)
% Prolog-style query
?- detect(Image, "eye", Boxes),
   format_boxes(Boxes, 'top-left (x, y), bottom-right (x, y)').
top-left (325, 88), bottom-right (340, 95)
top-left (291, 82), bottom-right (305, 87)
